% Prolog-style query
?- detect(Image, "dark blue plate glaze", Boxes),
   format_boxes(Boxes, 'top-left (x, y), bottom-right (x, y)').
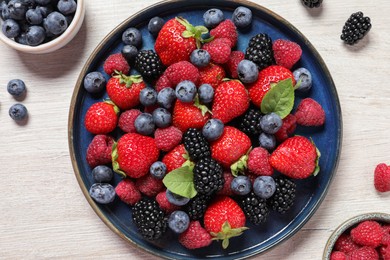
top-left (68, 0), bottom-right (342, 259)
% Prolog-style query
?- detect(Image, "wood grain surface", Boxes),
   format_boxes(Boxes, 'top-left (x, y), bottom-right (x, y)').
top-left (0, 1), bottom-right (389, 259)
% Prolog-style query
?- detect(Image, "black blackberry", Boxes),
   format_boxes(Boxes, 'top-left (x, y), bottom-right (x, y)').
top-left (301, 0), bottom-right (323, 8)
top-left (341, 12), bottom-right (371, 45)
top-left (239, 108), bottom-right (263, 136)
top-left (132, 198), bottom-right (167, 240)
top-left (183, 128), bottom-right (211, 162)
top-left (245, 33), bottom-right (275, 70)
top-left (193, 157), bottom-right (224, 195)
top-left (134, 50), bottom-right (164, 81)
top-left (268, 176), bottom-right (296, 214)
top-left (240, 192), bottom-right (269, 225)
top-left (185, 194), bottom-right (212, 220)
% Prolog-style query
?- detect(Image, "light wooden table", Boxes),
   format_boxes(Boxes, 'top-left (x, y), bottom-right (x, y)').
top-left (1, 1), bottom-right (389, 259)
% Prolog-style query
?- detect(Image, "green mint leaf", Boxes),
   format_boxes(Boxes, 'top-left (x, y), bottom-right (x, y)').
top-left (162, 166), bottom-right (197, 198)
top-left (261, 78), bottom-right (295, 119)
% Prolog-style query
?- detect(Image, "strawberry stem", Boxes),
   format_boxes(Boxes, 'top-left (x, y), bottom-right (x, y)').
top-left (111, 141), bottom-right (127, 178)
top-left (210, 221), bottom-right (249, 249)
top-left (103, 99), bottom-right (120, 114)
top-left (175, 17), bottom-right (210, 49)
top-left (194, 95), bottom-right (212, 116)
top-left (113, 70), bottom-right (143, 88)
top-left (230, 148), bottom-right (251, 177)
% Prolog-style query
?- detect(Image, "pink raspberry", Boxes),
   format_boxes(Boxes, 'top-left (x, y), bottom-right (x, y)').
top-left (217, 171), bottom-right (235, 196)
top-left (247, 147), bottom-right (274, 176)
top-left (178, 221), bottom-right (212, 249)
top-left (330, 251), bottom-right (348, 260)
top-left (225, 51), bottom-right (244, 78)
top-left (115, 179), bottom-right (141, 205)
top-left (374, 163), bottom-right (390, 192)
top-left (135, 174), bottom-right (164, 197)
top-left (275, 114), bottom-right (297, 142)
top-left (103, 53), bottom-right (130, 75)
top-left (156, 190), bottom-right (180, 213)
top-left (202, 38), bottom-right (231, 64)
top-left (154, 126), bottom-right (183, 152)
top-left (349, 246), bottom-right (379, 260)
top-left (86, 135), bottom-right (114, 168)
top-left (118, 109), bottom-right (141, 133)
top-left (155, 74), bottom-right (172, 92)
top-left (295, 98), bottom-right (325, 127)
top-left (164, 61), bottom-right (200, 86)
top-left (350, 220), bottom-right (383, 248)
top-left (334, 233), bottom-right (360, 254)
top-left (210, 19), bottom-right (237, 48)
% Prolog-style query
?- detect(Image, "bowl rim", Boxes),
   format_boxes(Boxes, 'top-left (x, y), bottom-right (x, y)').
top-left (0, 0), bottom-right (85, 53)
top-left (323, 212), bottom-right (390, 259)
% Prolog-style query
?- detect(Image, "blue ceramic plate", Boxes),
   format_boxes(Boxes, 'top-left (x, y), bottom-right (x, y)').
top-left (68, 0), bottom-right (342, 259)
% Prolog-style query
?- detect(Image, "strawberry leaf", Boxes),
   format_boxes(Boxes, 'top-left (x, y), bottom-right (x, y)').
top-left (313, 141), bottom-right (321, 176)
top-left (162, 166), bottom-right (197, 198)
top-left (194, 95), bottom-right (212, 116)
top-left (261, 78), bottom-right (295, 119)
top-left (210, 221), bottom-right (249, 249)
top-left (111, 142), bottom-right (127, 178)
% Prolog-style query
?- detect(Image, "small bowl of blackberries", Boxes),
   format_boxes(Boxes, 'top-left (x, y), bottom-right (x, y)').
top-left (0, 0), bottom-right (85, 54)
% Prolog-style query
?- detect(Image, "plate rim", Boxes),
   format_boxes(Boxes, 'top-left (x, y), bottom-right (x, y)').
top-left (68, 0), bottom-right (343, 259)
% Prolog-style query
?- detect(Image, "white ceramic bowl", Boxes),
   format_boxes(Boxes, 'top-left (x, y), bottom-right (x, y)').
top-left (0, 0), bottom-right (85, 54)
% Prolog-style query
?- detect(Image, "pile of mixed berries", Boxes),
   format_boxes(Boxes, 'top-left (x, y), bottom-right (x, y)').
top-left (84, 6), bottom-right (326, 250)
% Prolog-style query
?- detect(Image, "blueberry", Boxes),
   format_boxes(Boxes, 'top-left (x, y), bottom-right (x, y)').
top-left (121, 45), bottom-right (138, 64)
top-left (57, 0), bottom-right (77, 15)
top-left (37, 5), bottom-right (53, 18)
top-left (0, 1), bottom-right (10, 20)
top-left (259, 132), bottom-right (276, 151)
top-left (203, 8), bottom-right (224, 28)
top-left (122, 27), bottom-right (142, 48)
top-left (25, 25), bottom-right (45, 46)
top-left (15, 31), bottom-right (27, 44)
top-left (152, 108), bottom-right (172, 128)
top-left (9, 103), bottom-right (28, 121)
top-left (190, 49), bottom-right (210, 68)
top-left (25, 7), bottom-right (43, 25)
top-left (168, 210), bottom-right (190, 234)
top-left (237, 59), bottom-right (258, 84)
top-left (7, 79), bottom-right (26, 97)
top-left (202, 119), bottom-right (224, 141)
top-left (253, 176), bottom-right (276, 199)
top-left (44, 11), bottom-right (67, 35)
top-left (157, 87), bottom-right (176, 109)
top-left (232, 6), bottom-right (252, 29)
top-left (134, 113), bottom-right (155, 136)
top-left (231, 175), bottom-right (251, 196)
top-left (2, 19), bottom-right (20, 38)
top-left (21, 0), bottom-right (35, 9)
top-left (198, 84), bottom-right (214, 104)
top-left (175, 80), bottom-right (196, 103)
top-left (139, 87), bottom-right (157, 107)
top-left (148, 16), bottom-right (164, 37)
top-left (35, 0), bottom-right (51, 5)
top-left (293, 67), bottom-right (312, 92)
top-left (89, 183), bottom-right (116, 204)
top-left (7, 0), bottom-right (27, 20)
top-left (166, 190), bottom-right (190, 206)
top-left (260, 112), bottom-right (283, 134)
top-left (150, 161), bottom-right (167, 180)
top-left (92, 165), bottom-right (113, 183)
top-left (83, 71), bottom-right (106, 94)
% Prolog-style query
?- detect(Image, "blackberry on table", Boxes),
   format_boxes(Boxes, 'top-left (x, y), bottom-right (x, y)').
top-left (132, 198), bottom-right (167, 240)
top-left (185, 194), bottom-right (212, 220)
top-left (239, 108), bottom-right (263, 136)
top-left (268, 176), bottom-right (296, 214)
top-left (301, 0), bottom-right (323, 8)
top-left (134, 50), bottom-right (164, 81)
top-left (245, 33), bottom-right (275, 70)
top-left (240, 192), bottom-right (269, 225)
top-left (183, 128), bottom-right (211, 162)
top-left (341, 11), bottom-right (371, 45)
top-left (193, 157), bottom-right (224, 196)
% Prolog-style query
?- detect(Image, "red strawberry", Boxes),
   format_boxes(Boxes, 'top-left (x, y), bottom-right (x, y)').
top-left (374, 163), bottom-right (390, 192)
top-left (350, 220), bottom-right (383, 248)
top-left (247, 147), bottom-right (274, 176)
top-left (295, 98), bottom-right (326, 126)
top-left (272, 39), bottom-right (302, 69)
top-left (202, 38), bottom-right (231, 64)
top-left (162, 144), bottom-right (187, 173)
top-left (248, 65), bottom-right (295, 107)
top-left (270, 136), bottom-right (320, 179)
top-left (164, 61), bottom-right (200, 86)
top-left (211, 126), bottom-right (251, 169)
top-left (330, 251), bottom-right (348, 260)
top-left (225, 51), bottom-right (245, 78)
top-left (155, 74), bottom-right (172, 92)
top-left (172, 100), bottom-right (210, 132)
top-left (179, 221), bottom-right (212, 249)
top-left (106, 74), bottom-right (146, 110)
top-left (217, 171), bottom-right (235, 196)
top-left (212, 80), bottom-right (249, 124)
top-left (334, 234), bottom-right (360, 254)
top-left (154, 126), bottom-right (183, 152)
top-left (203, 196), bottom-right (247, 249)
top-left (210, 20), bottom-right (237, 48)
top-left (86, 135), bottom-right (114, 168)
top-left (103, 53), bottom-right (130, 75)
top-left (118, 109), bottom-right (141, 133)
top-left (275, 114), bottom-right (297, 142)
top-left (156, 190), bottom-right (180, 213)
top-left (198, 63), bottom-right (226, 89)
top-left (84, 101), bottom-right (119, 134)
top-left (113, 133), bottom-right (159, 178)
top-left (115, 179), bottom-right (141, 205)
top-left (135, 174), bottom-right (164, 197)
top-left (349, 246), bottom-right (379, 260)
top-left (155, 17), bottom-right (204, 66)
